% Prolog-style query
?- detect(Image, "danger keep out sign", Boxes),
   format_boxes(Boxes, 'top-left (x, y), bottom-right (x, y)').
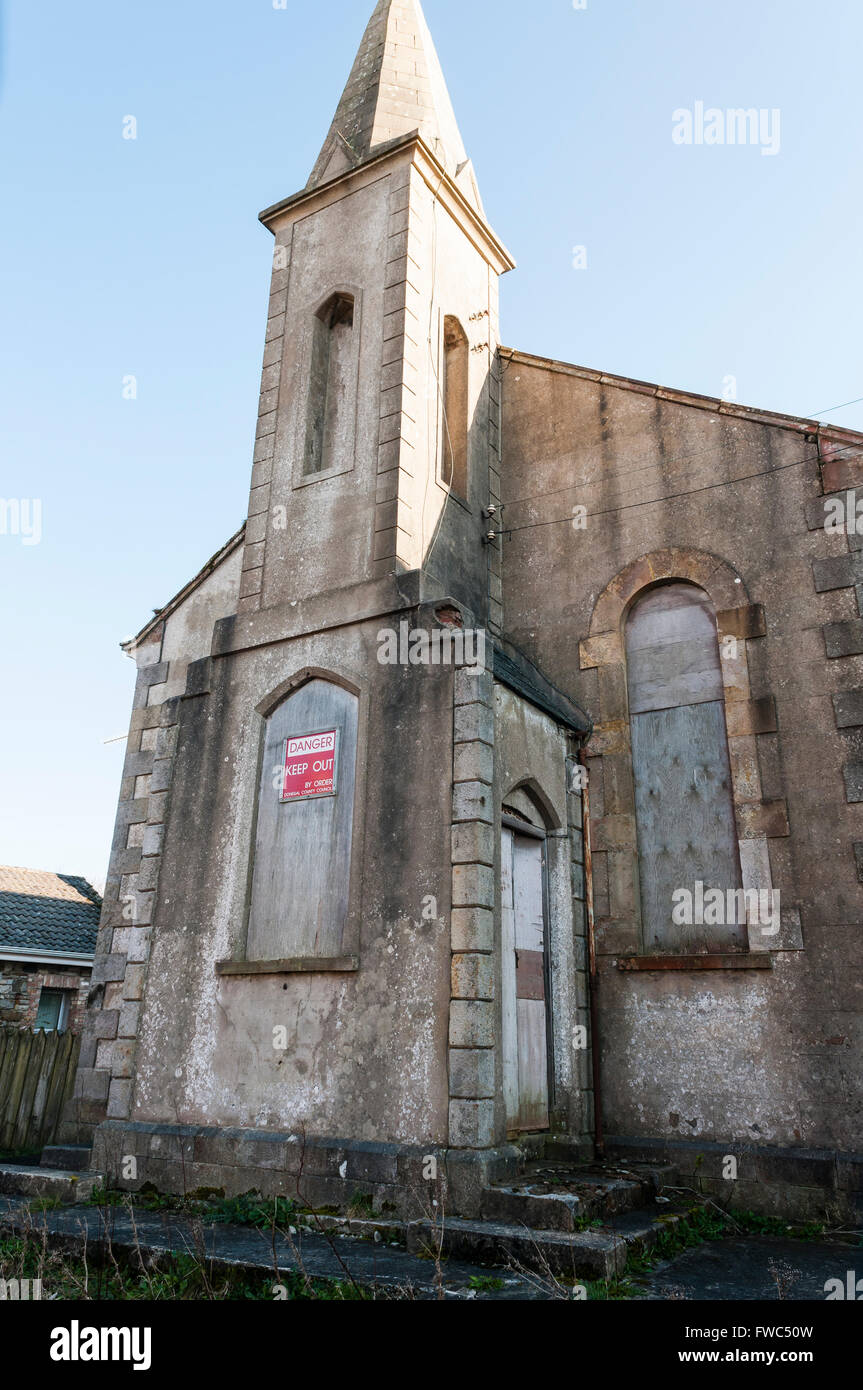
top-left (280, 729), bottom-right (339, 803)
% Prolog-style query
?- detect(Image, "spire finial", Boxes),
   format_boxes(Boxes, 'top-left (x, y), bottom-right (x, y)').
top-left (308, 0), bottom-right (482, 211)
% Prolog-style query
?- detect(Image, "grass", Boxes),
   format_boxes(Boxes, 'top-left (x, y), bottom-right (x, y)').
top-left (467, 1274), bottom-right (505, 1291)
top-left (728, 1208), bottom-right (826, 1240)
top-left (346, 1192), bottom-right (375, 1219)
top-left (0, 1232), bottom-right (372, 1300)
top-left (582, 1203), bottom-right (837, 1301)
top-left (572, 1214), bottom-right (607, 1232)
top-left (86, 1185), bottom-right (300, 1230)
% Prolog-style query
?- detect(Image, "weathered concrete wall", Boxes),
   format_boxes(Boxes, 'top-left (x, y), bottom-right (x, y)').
top-left (130, 602), bottom-right (455, 1148)
top-left (248, 173), bottom-right (390, 612)
top-left (501, 349), bottom-right (863, 1156)
top-left (156, 545), bottom-right (243, 702)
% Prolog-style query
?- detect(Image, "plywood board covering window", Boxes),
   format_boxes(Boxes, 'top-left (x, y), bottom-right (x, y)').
top-left (626, 583), bottom-right (744, 953)
top-left (247, 679), bottom-right (358, 960)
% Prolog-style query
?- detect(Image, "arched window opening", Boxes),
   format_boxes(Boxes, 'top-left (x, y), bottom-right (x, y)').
top-left (441, 315), bottom-right (468, 497)
top-left (247, 678), bottom-right (358, 960)
top-left (304, 293), bottom-right (355, 477)
top-left (625, 583), bottom-right (744, 953)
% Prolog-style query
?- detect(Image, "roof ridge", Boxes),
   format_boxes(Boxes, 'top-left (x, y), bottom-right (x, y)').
top-left (499, 347), bottom-right (863, 443)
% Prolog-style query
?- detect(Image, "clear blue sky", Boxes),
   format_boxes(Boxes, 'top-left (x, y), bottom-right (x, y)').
top-left (1, 0), bottom-right (861, 889)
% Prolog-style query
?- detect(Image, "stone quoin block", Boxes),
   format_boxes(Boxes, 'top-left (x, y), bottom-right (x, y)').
top-left (74, 1068), bottom-right (111, 1103)
top-left (812, 553), bottom-right (863, 593)
top-left (842, 762), bottom-right (863, 803)
top-left (107, 1079), bottom-right (133, 1119)
top-left (725, 696), bottom-right (778, 737)
top-left (122, 965), bottom-right (147, 1000)
top-left (449, 1048), bottom-right (495, 1099)
top-left (83, 1009), bottom-right (119, 1042)
top-left (135, 856), bottom-right (160, 892)
top-left (113, 847), bottom-right (143, 877)
top-left (448, 1099), bottom-right (495, 1149)
top-left (450, 907), bottom-right (494, 953)
top-left (571, 859), bottom-right (586, 901)
top-left (451, 863), bottom-right (495, 910)
top-left (91, 954), bottom-right (128, 986)
top-left (833, 690), bottom-right (863, 728)
top-left (118, 1002), bottom-right (141, 1038)
top-left (454, 666), bottom-right (493, 707)
top-left (579, 632), bottom-right (624, 671)
top-left (451, 953), bottom-right (495, 1001)
top-left (451, 821), bottom-right (494, 866)
top-left (453, 701), bottom-right (494, 746)
top-left (735, 799), bottom-right (790, 839)
top-left (449, 1000), bottom-right (495, 1048)
top-left (141, 825), bottom-right (164, 857)
top-left (824, 620), bottom-right (863, 658)
top-left (123, 750), bottom-right (155, 779)
top-left (716, 605), bottom-right (767, 640)
top-left (116, 799), bottom-right (149, 828)
top-left (452, 781), bottom-right (494, 824)
top-left (125, 928), bottom-right (151, 964)
top-left (148, 759), bottom-right (173, 794)
top-left (453, 741), bottom-right (494, 784)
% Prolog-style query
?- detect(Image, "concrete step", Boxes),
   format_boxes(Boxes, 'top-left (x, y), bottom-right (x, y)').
top-left (407, 1215), bottom-right (627, 1280)
top-left (601, 1203), bottom-right (690, 1257)
top-left (40, 1144), bottom-right (92, 1172)
top-left (0, 1164), bottom-right (103, 1205)
top-left (480, 1159), bottom-right (676, 1231)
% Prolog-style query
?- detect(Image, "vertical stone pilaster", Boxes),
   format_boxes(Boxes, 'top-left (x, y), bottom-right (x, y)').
top-left (238, 227), bottom-right (293, 614)
top-left (63, 687), bottom-right (182, 1144)
top-left (487, 306), bottom-right (503, 636)
top-left (448, 665), bottom-right (496, 1149)
top-left (372, 164), bottom-right (421, 579)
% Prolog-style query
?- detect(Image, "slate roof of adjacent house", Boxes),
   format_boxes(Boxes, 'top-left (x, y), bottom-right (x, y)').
top-left (0, 866), bottom-right (101, 960)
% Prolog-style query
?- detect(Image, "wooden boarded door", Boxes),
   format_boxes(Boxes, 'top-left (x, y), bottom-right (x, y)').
top-left (502, 826), bottom-right (550, 1132)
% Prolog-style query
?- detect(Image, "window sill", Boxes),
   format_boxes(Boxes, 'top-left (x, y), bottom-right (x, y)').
top-left (216, 956), bottom-right (359, 977)
top-left (616, 953), bottom-right (772, 972)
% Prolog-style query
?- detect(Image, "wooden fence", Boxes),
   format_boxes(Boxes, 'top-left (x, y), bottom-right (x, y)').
top-left (0, 1025), bottom-right (80, 1154)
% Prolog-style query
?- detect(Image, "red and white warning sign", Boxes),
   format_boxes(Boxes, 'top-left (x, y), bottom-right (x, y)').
top-left (280, 729), bottom-right (339, 803)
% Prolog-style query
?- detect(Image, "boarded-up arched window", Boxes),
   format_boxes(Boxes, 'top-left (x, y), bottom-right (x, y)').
top-left (625, 583), bottom-right (744, 953)
top-left (304, 292), bottom-right (355, 477)
top-left (441, 315), bottom-right (468, 497)
top-left (247, 678), bottom-right (358, 960)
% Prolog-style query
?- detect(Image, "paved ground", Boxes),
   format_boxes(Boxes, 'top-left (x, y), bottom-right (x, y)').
top-left (0, 1196), bottom-right (857, 1301)
top-left (635, 1236), bottom-right (860, 1301)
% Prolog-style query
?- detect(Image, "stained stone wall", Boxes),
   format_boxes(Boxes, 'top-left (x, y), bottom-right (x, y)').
top-left (501, 347), bottom-right (863, 1158)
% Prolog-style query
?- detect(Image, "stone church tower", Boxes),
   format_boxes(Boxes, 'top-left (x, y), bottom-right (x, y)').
top-left (64, 0), bottom-right (863, 1226)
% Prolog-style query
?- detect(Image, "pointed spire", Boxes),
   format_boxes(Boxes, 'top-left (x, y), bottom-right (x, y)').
top-left (308, 0), bottom-right (483, 212)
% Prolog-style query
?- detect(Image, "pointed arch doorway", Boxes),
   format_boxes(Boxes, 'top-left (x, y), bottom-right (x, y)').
top-left (501, 807), bottom-right (551, 1133)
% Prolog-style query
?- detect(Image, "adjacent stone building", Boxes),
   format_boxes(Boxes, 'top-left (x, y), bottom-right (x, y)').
top-left (64, 0), bottom-right (863, 1220)
top-left (0, 867), bottom-right (99, 1032)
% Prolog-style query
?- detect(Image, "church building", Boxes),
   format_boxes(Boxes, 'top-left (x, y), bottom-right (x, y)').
top-left (64, 0), bottom-right (863, 1224)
